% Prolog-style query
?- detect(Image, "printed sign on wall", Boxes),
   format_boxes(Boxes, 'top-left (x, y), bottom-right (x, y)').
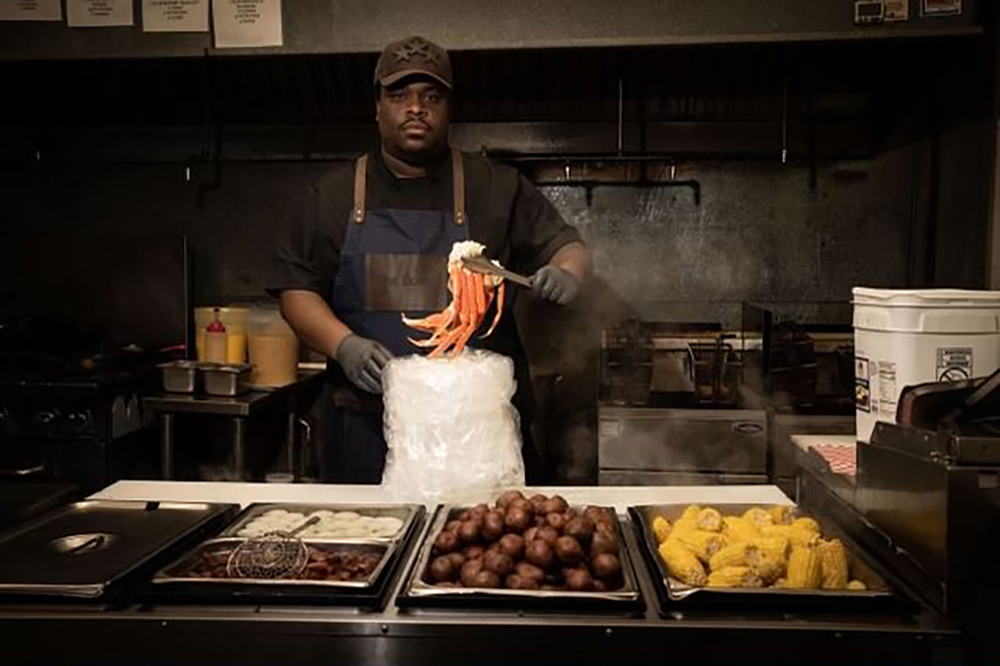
top-left (0, 0), bottom-right (62, 21)
top-left (67, 0), bottom-right (134, 27)
top-left (143, 0), bottom-right (209, 32)
top-left (212, 0), bottom-right (283, 48)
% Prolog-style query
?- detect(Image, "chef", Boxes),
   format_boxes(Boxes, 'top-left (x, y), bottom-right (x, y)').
top-left (269, 36), bottom-right (589, 484)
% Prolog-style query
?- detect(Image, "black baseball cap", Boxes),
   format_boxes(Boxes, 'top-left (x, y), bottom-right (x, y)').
top-left (374, 36), bottom-right (453, 90)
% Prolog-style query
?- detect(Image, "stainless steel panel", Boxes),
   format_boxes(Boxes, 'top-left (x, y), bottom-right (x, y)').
top-left (856, 440), bottom-right (1000, 586)
top-left (598, 407), bottom-right (767, 474)
top-left (599, 470), bottom-right (767, 486)
top-left (769, 413), bottom-right (855, 479)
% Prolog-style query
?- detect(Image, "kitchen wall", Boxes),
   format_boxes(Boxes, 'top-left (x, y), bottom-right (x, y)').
top-left (1, 36), bottom-right (995, 482)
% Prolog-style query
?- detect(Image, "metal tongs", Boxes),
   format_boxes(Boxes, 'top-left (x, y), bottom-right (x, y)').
top-left (461, 256), bottom-right (534, 288)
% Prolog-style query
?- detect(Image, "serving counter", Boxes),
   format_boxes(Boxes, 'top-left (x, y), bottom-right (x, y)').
top-left (0, 482), bottom-right (960, 665)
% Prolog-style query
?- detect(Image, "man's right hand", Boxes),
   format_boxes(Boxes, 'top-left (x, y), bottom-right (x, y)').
top-left (335, 334), bottom-right (394, 394)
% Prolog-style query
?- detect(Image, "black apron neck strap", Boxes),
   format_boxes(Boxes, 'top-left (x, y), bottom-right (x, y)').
top-left (352, 154), bottom-right (368, 225)
top-left (354, 149), bottom-right (464, 226)
top-left (452, 148), bottom-right (465, 226)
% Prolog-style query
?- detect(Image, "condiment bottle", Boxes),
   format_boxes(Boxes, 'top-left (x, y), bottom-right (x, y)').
top-left (205, 308), bottom-right (227, 364)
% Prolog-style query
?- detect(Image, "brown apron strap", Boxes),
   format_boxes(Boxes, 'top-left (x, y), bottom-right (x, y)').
top-left (353, 154), bottom-right (368, 225)
top-left (452, 149), bottom-right (465, 226)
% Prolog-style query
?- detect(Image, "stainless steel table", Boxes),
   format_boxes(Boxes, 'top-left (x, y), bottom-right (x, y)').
top-left (144, 371), bottom-right (324, 481)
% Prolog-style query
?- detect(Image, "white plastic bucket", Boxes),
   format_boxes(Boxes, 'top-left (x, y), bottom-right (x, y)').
top-left (853, 287), bottom-right (1000, 443)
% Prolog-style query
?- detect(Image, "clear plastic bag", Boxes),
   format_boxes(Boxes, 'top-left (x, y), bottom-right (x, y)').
top-left (381, 350), bottom-right (525, 503)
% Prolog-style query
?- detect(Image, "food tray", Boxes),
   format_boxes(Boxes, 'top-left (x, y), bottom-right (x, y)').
top-left (629, 503), bottom-right (901, 613)
top-left (218, 503), bottom-right (420, 542)
top-left (147, 505), bottom-right (425, 607)
top-left (0, 500), bottom-right (238, 599)
top-left (396, 505), bottom-right (644, 612)
top-left (154, 539), bottom-right (391, 588)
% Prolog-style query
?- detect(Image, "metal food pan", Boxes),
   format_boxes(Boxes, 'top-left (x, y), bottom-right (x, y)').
top-left (219, 503), bottom-right (419, 543)
top-left (153, 538), bottom-right (392, 590)
top-left (398, 505), bottom-right (643, 610)
top-left (0, 500), bottom-right (237, 599)
top-left (629, 503), bottom-right (898, 608)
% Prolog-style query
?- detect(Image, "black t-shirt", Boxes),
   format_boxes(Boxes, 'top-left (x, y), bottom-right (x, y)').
top-left (269, 148), bottom-right (581, 296)
top-left (267, 147), bottom-right (582, 418)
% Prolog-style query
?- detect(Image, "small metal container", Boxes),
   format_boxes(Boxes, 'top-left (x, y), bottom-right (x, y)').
top-left (158, 360), bottom-right (199, 394)
top-left (201, 363), bottom-right (251, 396)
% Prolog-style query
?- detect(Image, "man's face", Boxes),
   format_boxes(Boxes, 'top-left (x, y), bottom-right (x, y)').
top-left (376, 78), bottom-right (450, 162)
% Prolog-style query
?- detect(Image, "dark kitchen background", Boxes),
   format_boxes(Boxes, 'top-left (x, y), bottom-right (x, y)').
top-left (0, 0), bottom-right (997, 492)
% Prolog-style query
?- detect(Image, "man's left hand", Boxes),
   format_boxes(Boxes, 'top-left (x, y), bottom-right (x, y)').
top-left (531, 266), bottom-right (580, 306)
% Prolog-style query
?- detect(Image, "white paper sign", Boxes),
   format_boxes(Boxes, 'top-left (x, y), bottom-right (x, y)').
top-left (143, 0), bottom-right (209, 32)
top-left (0, 0), bottom-right (62, 21)
top-left (67, 0), bottom-right (134, 27)
top-left (212, 0), bottom-right (282, 48)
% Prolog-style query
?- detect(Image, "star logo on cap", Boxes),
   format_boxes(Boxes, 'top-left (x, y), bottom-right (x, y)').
top-left (393, 38), bottom-right (439, 65)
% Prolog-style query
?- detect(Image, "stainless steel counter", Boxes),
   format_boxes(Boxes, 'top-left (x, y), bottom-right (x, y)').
top-left (0, 481), bottom-right (961, 666)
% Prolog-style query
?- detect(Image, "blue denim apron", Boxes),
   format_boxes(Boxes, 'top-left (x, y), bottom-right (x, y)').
top-left (322, 150), bottom-right (469, 482)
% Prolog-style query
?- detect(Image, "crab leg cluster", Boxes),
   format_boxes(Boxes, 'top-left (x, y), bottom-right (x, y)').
top-left (402, 244), bottom-right (506, 358)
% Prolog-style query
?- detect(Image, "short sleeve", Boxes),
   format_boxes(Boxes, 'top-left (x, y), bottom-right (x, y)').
top-left (266, 181), bottom-right (335, 298)
top-left (508, 174), bottom-right (583, 274)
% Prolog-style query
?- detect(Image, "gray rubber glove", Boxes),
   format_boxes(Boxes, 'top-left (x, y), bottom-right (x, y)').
top-left (531, 265), bottom-right (580, 306)
top-left (334, 335), bottom-right (394, 395)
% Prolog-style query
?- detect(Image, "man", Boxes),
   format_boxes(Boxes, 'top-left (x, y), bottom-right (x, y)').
top-left (270, 36), bottom-right (589, 484)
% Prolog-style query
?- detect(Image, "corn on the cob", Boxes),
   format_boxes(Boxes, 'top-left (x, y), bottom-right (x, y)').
top-left (818, 539), bottom-right (849, 590)
top-left (748, 535), bottom-right (790, 564)
top-left (696, 507), bottom-right (724, 533)
top-left (709, 542), bottom-right (750, 571)
top-left (785, 548), bottom-right (822, 589)
top-left (707, 566), bottom-right (763, 588)
top-left (761, 524), bottom-right (820, 549)
top-left (659, 538), bottom-right (707, 586)
top-left (792, 517), bottom-right (821, 534)
top-left (671, 530), bottom-right (726, 563)
top-left (769, 505), bottom-right (797, 525)
top-left (723, 516), bottom-right (760, 544)
top-left (749, 553), bottom-right (786, 585)
top-left (651, 516), bottom-right (672, 543)
top-left (743, 507), bottom-right (774, 529)
top-left (673, 505), bottom-right (701, 534)
top-left (847, 580), bottom-right (867, 591)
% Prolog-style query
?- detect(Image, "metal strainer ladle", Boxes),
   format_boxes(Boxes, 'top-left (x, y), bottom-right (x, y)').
top-left (226, 515), bottom-right (320, 579)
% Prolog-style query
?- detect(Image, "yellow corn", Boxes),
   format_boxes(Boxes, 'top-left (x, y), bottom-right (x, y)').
top-left (818, 539), bottom-right (849, 590)
top-left (709, 542), bottom-right (750, 571)
top-left (786, 548), bottom-right (823, 589)
top-left (672, 530), bottom-right (726, 563)
top-left (847, 580), bottom-right (867, 591)
top-left (792, 517), bottom-right (821, 534)
top-left (750, 553), bottom-right (786, 585)
top-left (659, 539), bottom-right (707, 586)
top-left (743, 507), bottom-right (774, 529)
top-left (769, 505), bottom-right (797, 525)
top-left (723, 516), bottom-right (760, 544)
top-left (696, 507), bottom-right (724, 533)
top-left (673, 505), bottom-right (701, 534)
top-left (707, 566), bottom-right (763, 588)
top-left (748, 536), bottom-right (790, 564)
top-left (761, 524), bottom-right (820, 549)
top-left (651, 516), bottom-right (672, 543)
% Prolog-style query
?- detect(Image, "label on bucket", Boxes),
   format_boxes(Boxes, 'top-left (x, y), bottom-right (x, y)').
top-left (877, 361), bottom-right (898, 417)
top-left (855, 357), bottom-right (871, 412)
top-left (936, 347), bottom-right (973, 381)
